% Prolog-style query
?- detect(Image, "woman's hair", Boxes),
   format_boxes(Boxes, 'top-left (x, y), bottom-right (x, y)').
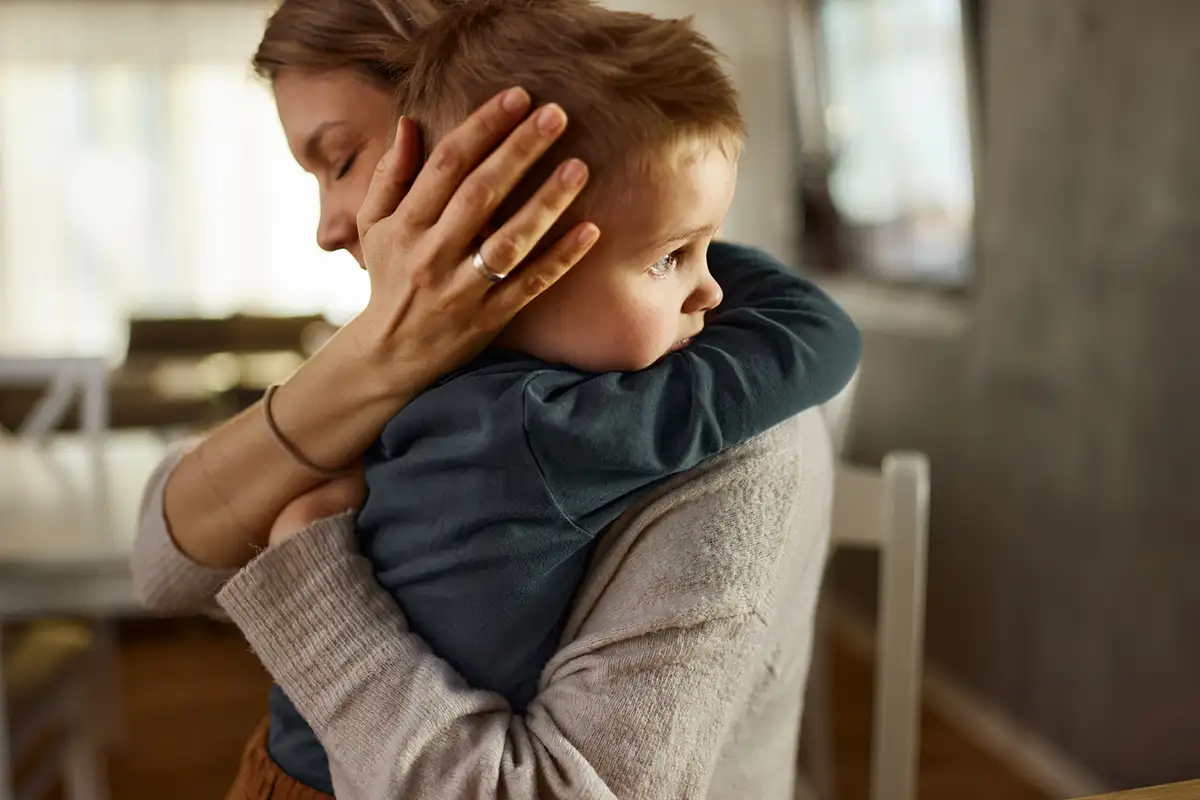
top-left (252, 0), bottom-right (446, 85)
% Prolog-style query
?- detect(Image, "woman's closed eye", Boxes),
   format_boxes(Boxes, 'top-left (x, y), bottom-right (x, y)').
top-left (335, 150), bottom-right (360, 180)
top-left (647, 250), bottom-right (681, 279)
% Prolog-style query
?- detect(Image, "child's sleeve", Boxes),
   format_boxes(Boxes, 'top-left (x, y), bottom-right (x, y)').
top-left (522, 240), bottom-right (861, 533)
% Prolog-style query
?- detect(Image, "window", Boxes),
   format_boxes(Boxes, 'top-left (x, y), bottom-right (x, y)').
top-left (0, 0), bottom-right (369, 358)
top-left (795, 0), bottom-right (976, 285)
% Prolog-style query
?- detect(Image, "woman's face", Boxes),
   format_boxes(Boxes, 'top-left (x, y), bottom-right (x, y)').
top-left (274, 69), bottom-right (395, 267)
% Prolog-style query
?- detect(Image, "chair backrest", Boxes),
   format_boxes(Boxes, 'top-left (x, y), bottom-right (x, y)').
top-left (828, 452), bottom-right (930, 800)
top-left (124, 314), bottom-right (334, 360)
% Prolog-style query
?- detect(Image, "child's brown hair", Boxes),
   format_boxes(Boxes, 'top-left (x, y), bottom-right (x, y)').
top-left (390, 0), bottom-right (744, 222)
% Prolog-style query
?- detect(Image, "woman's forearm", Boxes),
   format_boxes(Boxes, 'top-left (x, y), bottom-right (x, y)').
top-left (162, 318), bottom-right (416, 569)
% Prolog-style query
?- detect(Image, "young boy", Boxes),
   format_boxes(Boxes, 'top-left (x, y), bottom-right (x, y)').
top-left (269, 0), bottom-right (862, 791)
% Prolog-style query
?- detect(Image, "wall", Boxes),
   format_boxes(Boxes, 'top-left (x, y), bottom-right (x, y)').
top-left (834, 0), bottom-right (1200, 788)
top-left (600, 0), bottom-right (802, 264)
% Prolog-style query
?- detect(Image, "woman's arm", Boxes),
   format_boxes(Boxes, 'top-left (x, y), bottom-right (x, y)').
top-left (158, 325), bottom-right (411, 570)
top-left (131, 439), bottom-right (234, 612)
top-left (217, 416), bottom-right (826, 799)
top-left (139, 88), bottom-right (598, 575)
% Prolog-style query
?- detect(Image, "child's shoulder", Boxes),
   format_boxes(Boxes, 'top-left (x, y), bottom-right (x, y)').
top-left (372, 352), bottom-right (585, 459)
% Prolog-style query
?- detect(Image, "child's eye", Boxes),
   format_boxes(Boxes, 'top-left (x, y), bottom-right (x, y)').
top-left (647, 251), bottom-right (680, 279)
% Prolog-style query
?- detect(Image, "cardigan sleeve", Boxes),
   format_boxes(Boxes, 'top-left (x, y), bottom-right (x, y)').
top-left (130, 439), bottom-right (238, 613)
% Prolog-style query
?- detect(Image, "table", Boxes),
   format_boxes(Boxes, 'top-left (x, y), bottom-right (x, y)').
top-left (1076, 780), bottom-right (1200, 799)
top-left (0, 432), bottom-right (167, 618)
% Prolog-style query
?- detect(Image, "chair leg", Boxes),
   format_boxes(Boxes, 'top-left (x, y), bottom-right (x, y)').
top-left (90, 621), bottom-right (124, 749)
top-left (67, 628), bottom-right (115, 800)
top-left (0, 635), bottom-right (13, 800)
top-left (64, 731), bottom-right (109, 800)
top-left (801, 603), bottom-right (838, 800)
top-left (870, 454), bottom-right (930, 800)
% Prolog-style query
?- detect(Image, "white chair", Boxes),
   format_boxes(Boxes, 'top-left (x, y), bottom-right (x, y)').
top-left (804, 370), bottom-right (931, 800)
top-left (0, 356), bottom-right (111, 504)
top-left (827, 454), bottom-right (930, 800)
top-left (0, 620), bottom-right (113, 800)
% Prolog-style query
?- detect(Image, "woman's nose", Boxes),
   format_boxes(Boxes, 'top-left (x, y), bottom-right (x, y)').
top-left (316, 203), bottom-right (358, 254)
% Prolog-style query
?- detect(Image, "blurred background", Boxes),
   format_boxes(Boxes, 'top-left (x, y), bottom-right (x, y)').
top-left (1, 0), bottom-right (1197, 798)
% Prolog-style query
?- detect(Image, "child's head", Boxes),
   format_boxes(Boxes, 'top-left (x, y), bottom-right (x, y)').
top-left (395, 0), bottom-right (744, 371)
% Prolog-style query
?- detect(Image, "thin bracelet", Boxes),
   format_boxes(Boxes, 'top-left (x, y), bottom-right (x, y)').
top-left (261, 383), bottom-right (354, 478)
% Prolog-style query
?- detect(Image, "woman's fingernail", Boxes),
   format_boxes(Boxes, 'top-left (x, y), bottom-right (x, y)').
top-left (538, 104), bottom-right (566, 134)
top-left (561, 159), bottom-right (588, 187)
top-left (502, 87), bottom-right (529, 113)
top-left (577, 224), bottom-right (600, 246)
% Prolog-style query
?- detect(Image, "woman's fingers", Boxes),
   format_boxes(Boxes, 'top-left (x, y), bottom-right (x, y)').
top-left (358, 117), bottom-right (423, 234)
top-left (400, 87), bottom-right (536, 230)
top-left (469, 158), bottom-right (590, 281)
top-left (484, 222), bottom-right (600, 327)
top-left (436, 103), bottom-right (569, 244)
top-left (354, 89), bottom-right (595, 376)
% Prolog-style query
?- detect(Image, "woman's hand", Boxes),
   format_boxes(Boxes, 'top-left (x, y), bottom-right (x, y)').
top-left (351, 86), bottom-right (600, 391)
top-left (147, 87), bottom-right (598, 576)
top-left (268, 470), bottom-right (366, 549)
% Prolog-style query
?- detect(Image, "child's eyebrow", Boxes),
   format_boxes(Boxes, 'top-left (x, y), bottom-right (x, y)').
top-left (647, 224), bottom-right (717, 253)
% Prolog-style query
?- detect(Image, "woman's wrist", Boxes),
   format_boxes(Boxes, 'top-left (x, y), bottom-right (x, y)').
top-left (267, 315), bottom-right (420, 469)
top-left (160, 316), bottom-right (419, 570)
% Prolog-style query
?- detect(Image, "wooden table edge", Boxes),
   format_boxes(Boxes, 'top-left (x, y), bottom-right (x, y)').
top-left (1074, 779), bottom-right (1200, 799)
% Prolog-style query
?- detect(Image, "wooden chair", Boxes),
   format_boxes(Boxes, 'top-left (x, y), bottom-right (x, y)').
top-left (0, 620), bottom-right (114, 800)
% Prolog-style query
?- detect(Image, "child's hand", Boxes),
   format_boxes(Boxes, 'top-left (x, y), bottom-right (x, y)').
top-left (268, 470), bottom-right (366, 549)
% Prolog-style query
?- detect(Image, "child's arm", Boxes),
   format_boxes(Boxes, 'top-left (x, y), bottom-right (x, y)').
top-left (523, 240), bottom-right (860, 532)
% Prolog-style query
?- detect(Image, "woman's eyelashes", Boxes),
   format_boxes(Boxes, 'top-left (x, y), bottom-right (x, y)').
top-left (335, 150), bottom-right (359, 180)
top-left (647, 250), bottom-right (682, 279)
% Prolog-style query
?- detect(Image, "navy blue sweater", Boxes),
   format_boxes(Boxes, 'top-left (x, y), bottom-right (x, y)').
top-left (268, 241), bottom-right (861, 792)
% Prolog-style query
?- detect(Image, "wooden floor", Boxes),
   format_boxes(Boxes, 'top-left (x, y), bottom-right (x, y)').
top-left (78, 618), bottom-right (1050, 799)
top-left (824, 630), bottom-right (1051, 800)
top-left (103, 620), bottom-right (273, 800)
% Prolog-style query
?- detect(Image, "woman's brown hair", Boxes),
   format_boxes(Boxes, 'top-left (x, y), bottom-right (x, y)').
top-left (252, 0), bottom-right (446, 85)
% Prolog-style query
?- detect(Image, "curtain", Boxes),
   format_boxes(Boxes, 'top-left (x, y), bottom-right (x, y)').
top-left (0, 0), bottom-right (370, 359)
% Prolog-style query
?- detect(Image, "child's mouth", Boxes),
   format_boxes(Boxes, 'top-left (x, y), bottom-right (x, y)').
top-left (670, 337), bottom-right (694, 352)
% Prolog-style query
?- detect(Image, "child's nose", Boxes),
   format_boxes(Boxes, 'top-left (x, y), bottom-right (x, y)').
top-left (686, 268), bottom-right (724, 314)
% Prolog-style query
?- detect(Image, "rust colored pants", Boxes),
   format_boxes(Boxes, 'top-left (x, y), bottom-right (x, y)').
top-left (226, 717), bottom-right (335, 800)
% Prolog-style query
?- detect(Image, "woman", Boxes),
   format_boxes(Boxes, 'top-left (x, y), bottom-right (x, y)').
top-left (131, 0), bottom-right (853, 797)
